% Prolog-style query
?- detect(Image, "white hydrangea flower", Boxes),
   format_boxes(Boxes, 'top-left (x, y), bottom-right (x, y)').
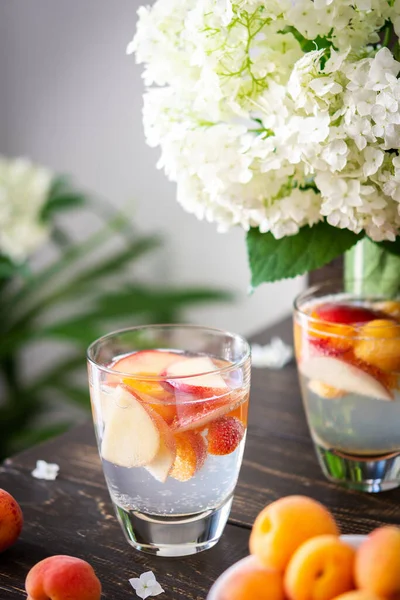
top-left (0, 157), bottom-right (52, 263)
top-left (132, 0), bottom-right (400, 243)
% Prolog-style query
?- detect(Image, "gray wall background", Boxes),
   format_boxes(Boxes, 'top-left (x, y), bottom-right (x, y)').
top-left (0, 0), bottom-right (304, 337)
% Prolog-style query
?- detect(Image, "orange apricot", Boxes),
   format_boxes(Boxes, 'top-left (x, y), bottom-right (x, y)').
top-left (355, 526), bottom-right (400, 598)
top-left (211, 556), bottom-right (285, 600)
top-left (26, 555), bottom-right (101, 600)
top-left (284, 535), bottom-right (355, 600)
top-left (0, 489), bottom-right (23, 552)
top-left (332, 592), bottom-right (385, 600)
top-left (249, 496), bottom-right (339, 571)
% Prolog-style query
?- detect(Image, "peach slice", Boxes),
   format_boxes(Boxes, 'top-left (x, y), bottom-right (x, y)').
top-left (101, 386), bottom-right (160, 468)
top-left (145, 416), bottom-right (176, 483)
top-left (111, 350), bottom-right (183, 398)
top-left (170, 431), bottom-right (207, 482)
top-left (172, 390), bottom-right (247, 432)
top-left (207, 416), bottom-right (245, 455)
top-left (299, 357), bottom-right (392, 401)
top-left (165, 356), bottom-right (228, 398)
top-left (284, 535), bottom-right (355, 600)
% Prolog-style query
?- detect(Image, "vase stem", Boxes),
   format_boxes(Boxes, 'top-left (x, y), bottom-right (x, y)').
top-left (344, 238), bottom-right (400, 297)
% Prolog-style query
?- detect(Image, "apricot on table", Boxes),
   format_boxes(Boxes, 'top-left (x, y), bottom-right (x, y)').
top-left (355, 526), bottom-right (400, 598)
top-left (0, 488), bottom-right (23, 552)
top-left (285, 535), bottom-right (355, 600)
top-left (354, 320), bottom-right (400, 372)
top-left (211, 555), bottom-right (285, 600)
top-left (249, 496), bottom-right (339, 571)
top-left (26, 555), bottom-right (101, 600)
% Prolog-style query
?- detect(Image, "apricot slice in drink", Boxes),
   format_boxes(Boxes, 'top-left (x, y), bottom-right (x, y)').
top-left (170, 431), bottom-right (207, 482)
top-left (354, 319), bottom-right (400, 372)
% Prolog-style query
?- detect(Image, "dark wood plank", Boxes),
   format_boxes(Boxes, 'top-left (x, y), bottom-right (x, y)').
top-left (0, 461), bottom-right (249, 600)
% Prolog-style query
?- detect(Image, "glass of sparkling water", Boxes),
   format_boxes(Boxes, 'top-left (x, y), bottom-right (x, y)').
top-left (294, 280), bottom-right (400, 492)
top-left (87, 324), bottom-right (251, 556)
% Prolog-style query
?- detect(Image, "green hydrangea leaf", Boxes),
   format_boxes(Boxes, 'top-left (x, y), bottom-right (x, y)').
top-left (247, 222), bottom-right (364, 287)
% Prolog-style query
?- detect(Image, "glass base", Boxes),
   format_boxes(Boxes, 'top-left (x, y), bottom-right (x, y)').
top-left (113, 496), bottom-right (233, 557)
top-left (315, 443), bottom-right (400, 492)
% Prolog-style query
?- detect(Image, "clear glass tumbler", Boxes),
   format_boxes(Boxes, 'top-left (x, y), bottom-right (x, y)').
top-left (294, 280), bottom-right (400, 492)
top-left (87, 325), bottom-right (251, 556)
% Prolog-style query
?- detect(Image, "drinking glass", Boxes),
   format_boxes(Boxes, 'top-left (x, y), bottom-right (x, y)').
top-left (294, 280), bottom-right (400, 492)
top-left (87, 325), bottom-right (251, 556)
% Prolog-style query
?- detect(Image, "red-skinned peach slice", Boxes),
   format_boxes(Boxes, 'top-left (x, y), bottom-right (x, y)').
top-left (165, 356), bottom-right (228, 398)
top-left (170, 431), bottom-right (207, 482)
top-left (172, 390), bottom-right (247, 432)
top-left (145, 415), bottom-right (176, 483)
top-left (207, 416), bottom-right (245, 456)
top-left (110, 350), bottom-right (183, 398)
top-left (101, 386), bottom-right (161, 468)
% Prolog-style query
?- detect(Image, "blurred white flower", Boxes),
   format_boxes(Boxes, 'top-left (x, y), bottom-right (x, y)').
top-left (0, 157), bottom-right (52, 263)
top-left (251, 338), bottom-right (293, 369)
top-left (31, 460), bottom-right (60, 481)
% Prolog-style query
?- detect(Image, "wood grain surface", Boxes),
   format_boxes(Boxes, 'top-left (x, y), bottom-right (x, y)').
top-left (1, 318), bottom-right (400, 599)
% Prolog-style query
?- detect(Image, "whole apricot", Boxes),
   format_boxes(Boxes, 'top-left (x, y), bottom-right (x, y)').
top-left (211, 555), bottom-right (285, 600)
top-left (0, 488), bottom-right (23, 552)
top-left (355, 526), bottom-right (400, 598)
top-left (26, 555), bottom-right (101, 600)
top-left (332, 592), bottom-right (385, 600)
top-left (285, 535), bottom-right (355, 600)
top-left (249, 496), bottom-right (339, 571)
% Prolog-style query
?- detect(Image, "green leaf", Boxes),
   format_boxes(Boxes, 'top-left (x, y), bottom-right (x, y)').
top-left (10, 422), bottom-right (72, 453)
top-left (40, 317), bottom-right (103, 346)
top-left (41, 176), bottom-right (87, 221)
top-left (247, 222), bottom-right (364, 286)
top-left (54, 382), bottom-right (91, 409)
top-left (92, 286), bottom-right (233, 319)
top-left (26, 356), bottom-right (84, 394)
top-left (0, 255), bottom-right (30, 280)
top-left (60, 235), bottom-right (161, 291)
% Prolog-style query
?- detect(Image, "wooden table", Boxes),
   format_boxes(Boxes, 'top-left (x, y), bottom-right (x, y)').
top-left (2, 318), bottom-right (400, 599)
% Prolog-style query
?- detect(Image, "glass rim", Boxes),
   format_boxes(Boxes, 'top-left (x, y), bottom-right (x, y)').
top-left (86, 323), bottom-right (251, 380)
top-left (294, 278), bottom-right (400, 339)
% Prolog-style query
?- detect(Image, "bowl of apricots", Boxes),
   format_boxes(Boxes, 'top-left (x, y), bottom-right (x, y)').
top-left (208, 495), bottom-right (400, 600)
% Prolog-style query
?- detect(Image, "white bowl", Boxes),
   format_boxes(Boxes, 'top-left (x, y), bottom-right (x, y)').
top-left (207, 535), bottom-right (366, 600)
